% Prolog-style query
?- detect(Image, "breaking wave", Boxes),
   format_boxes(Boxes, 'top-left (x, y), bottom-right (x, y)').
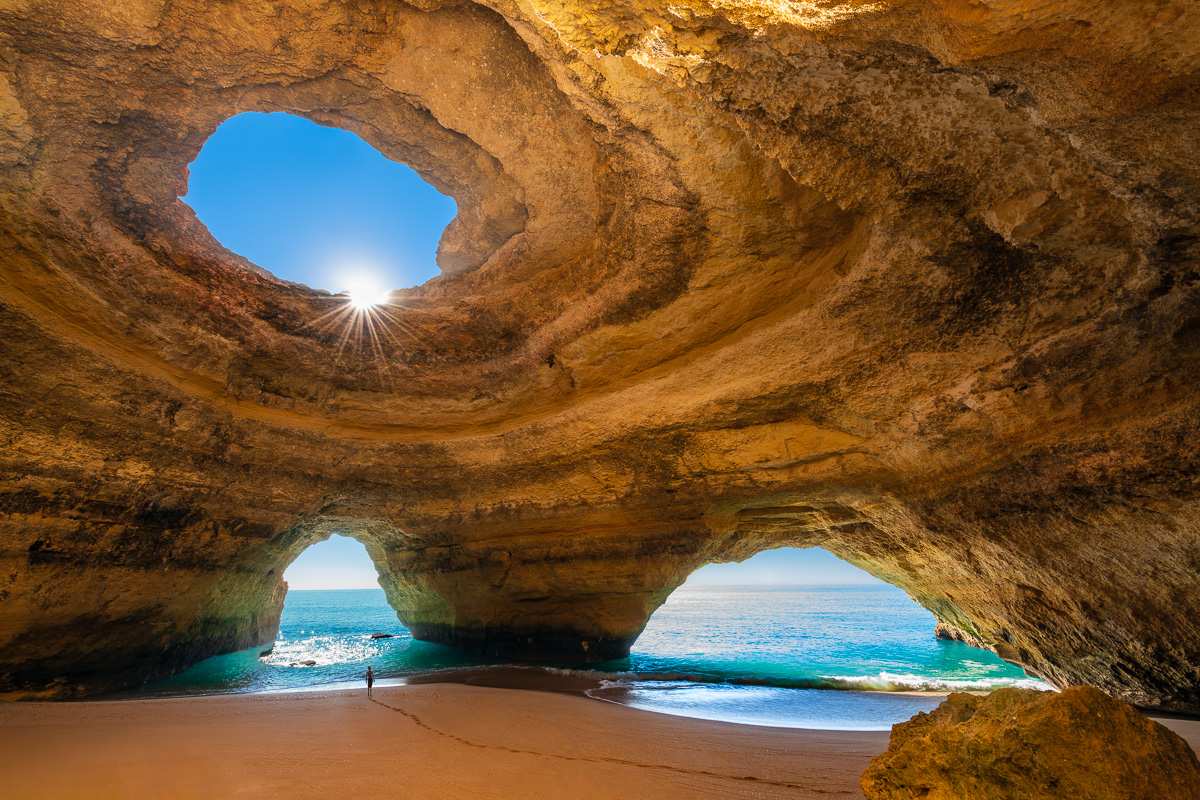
top-left (537, 666), bottom-right (1051, 694)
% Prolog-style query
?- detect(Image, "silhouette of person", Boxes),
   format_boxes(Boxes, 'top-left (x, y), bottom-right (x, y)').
top-left (366, 665), bottom-right (375, 697)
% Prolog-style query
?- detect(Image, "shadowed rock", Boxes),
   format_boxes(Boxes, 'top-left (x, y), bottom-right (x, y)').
top-left (861, 687), bottom-right (1200, 800)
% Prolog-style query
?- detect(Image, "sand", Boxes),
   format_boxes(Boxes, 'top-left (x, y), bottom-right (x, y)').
top-left (1, 685), bottom-right (1197, 800)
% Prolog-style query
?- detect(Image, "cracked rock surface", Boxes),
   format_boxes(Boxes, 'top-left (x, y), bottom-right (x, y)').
top-left (1, 0), bottom-right (1198, 710)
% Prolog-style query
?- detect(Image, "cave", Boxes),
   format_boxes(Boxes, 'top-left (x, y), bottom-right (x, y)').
top-left (1, 0), bottom-right (1198, 719)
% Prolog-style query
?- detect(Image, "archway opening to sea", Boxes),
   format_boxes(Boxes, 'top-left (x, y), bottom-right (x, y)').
top-left (115, 535), bottom-right (491, 697)
top-left (224, 534), bottom-right (504, 693)
top-left (263, 535), bottom-right (397, 674)
top-left (586, 547), bottom-right (1048, 730)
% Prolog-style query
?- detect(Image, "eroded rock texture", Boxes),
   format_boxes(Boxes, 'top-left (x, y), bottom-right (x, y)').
top-left (860, 687), bottom-right (1200, 800)
top-left (0, 0), bottom-right (1198, 706)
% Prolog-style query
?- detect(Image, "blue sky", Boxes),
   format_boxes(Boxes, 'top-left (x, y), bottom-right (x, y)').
top-left (684, 547), bottom-right (882, 586)
top-left (283, 536), bottom-right (882, 590)
top-left (187, 113), bottom-right (883, 592)
top-left (286, 535), bottom-right (383, 590)
top-left (183, 111), bottom-right (456, 294)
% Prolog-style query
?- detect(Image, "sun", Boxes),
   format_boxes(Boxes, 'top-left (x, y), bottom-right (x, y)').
top-left (348, 285), bottom-right (390, 310)
top-left (303, 277), bottom-right (428, 378)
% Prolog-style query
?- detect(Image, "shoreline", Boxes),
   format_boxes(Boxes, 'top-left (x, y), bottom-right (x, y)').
top-left (102, 660), bottom-right (1047, 700)
top-left (83, 664), bottom-right (1003, 735)
top-left (89, 663), bottom-right (1200, 732)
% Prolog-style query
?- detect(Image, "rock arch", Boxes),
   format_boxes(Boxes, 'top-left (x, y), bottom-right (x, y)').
top-left (0, 0), bottom-right (1198, 713)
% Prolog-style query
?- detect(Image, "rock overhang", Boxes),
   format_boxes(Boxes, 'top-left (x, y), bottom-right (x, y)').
top-left (0, 0), bottom-right (1197, 710)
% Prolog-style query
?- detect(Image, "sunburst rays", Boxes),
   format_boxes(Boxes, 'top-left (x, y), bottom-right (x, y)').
top-left (302, 289), bottom-right (431, 386)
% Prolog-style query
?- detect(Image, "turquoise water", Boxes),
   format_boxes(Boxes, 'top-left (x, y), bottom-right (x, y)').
top-left (115, 585), bottom-right (1047, 729)
top-left (126, 589), bottom-right (496, 697)
top-left (612, 585), bottom-right (1041, 692)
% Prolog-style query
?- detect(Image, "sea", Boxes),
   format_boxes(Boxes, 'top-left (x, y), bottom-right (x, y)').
top-left (112, 585), bottom-right (1049, 730)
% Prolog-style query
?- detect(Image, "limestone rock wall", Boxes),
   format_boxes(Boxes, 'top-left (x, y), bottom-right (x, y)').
top-left (0, 0), bottom-right (1198, 709)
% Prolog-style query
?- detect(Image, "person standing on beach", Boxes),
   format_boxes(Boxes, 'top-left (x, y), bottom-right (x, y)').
top-left (365, 666), bottom-right (375, 697)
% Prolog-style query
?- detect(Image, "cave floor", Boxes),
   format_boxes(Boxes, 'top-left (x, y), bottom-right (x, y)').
top-left (1, 685), bottom-right (1197, 799)
top-left (0, 684), bottom-right (888, 799)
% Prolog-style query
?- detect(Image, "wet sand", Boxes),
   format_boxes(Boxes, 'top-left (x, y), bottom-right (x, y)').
top-left (1, 683), bottom-right (1196, 800)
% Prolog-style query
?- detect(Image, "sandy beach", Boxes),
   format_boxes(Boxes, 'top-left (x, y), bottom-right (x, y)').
top-left (1, 685), bottom-right (1196, 800)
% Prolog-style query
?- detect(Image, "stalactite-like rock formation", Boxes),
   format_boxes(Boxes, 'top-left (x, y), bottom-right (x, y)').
top-left (0, 0), bottom-right (1198, 710)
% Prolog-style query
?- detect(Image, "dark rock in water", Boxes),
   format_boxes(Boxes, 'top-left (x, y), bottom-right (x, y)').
top-left (861, 686), bottom-right (1200, 800)
top-left (259, 647), bottom-right (273, 658)
top-left (370, 632), bottom-right (393, 639)
top-left (301, 659), bottom-right (316, 666)
top-left (933, 621), bottom-right (990, 650)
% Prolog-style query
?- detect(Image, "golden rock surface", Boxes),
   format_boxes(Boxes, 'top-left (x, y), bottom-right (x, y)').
top-left (861, 686), bottom-right (1200, 800)
top-left (0, 0), bottom-right (1198, 707)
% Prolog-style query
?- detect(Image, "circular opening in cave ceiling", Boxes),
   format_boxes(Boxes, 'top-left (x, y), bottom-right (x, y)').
top-left (182, 112), bottom-right (458, 298)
